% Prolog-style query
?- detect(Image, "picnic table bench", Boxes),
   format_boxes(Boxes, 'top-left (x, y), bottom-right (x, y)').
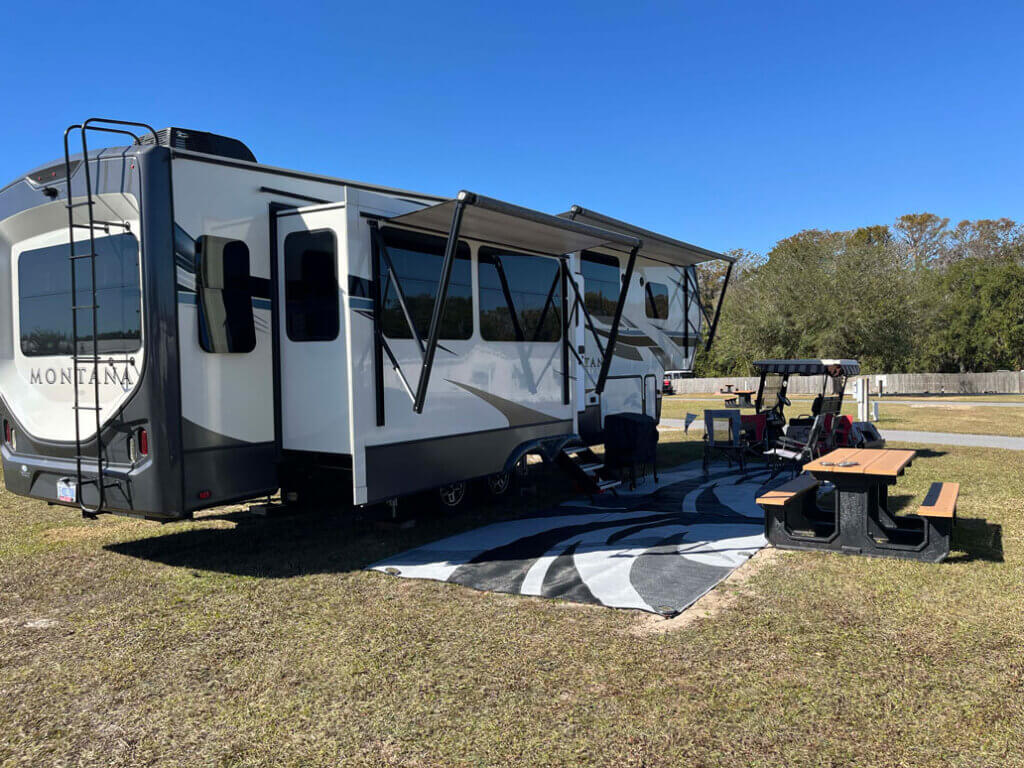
top-left (756, 448), bottom-right (958, 563)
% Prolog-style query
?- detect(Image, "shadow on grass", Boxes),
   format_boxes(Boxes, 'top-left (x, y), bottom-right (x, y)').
top-left (947, 517), bottom-right (1004, 563)
top-left (880, 493), bottom-right (1003, 563)
top-left (106, 471), bottom-right (582, 579)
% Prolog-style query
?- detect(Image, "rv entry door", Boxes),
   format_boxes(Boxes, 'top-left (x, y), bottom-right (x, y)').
top-left (274, 204), bottom-right (348, 454)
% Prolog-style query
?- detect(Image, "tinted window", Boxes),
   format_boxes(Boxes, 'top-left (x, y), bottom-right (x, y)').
top-left (378, 227), bottom-right (472, 340)
top-left (19, 233), bottom-right (141, 357)
top-left (479, 247), bottom-right (561, 342)
top-left (197, 236), bottom-right (256, 353)
top-left (580, 251), bottom-right (620, 320)
top-left (285, 229), bottom-right (339, 342)
top-left (645, 282), bottom-right (669, 319)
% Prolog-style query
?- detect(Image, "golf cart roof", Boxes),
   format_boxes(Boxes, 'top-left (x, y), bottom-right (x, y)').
top-left (387, 192), bottom-right (640, 257)
top-left (557, 205), bottom-right (733, 267)
top-left (753, 359), bottom-right (861, 376)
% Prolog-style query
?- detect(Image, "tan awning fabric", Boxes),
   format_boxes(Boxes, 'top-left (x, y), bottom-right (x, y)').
top-left (558, 205), bottom-right (732, 266)
top-left (387, 192), bottom-right (640, 257)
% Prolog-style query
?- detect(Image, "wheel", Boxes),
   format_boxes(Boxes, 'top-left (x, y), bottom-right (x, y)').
top-left (438, 481), bottom-right (468, 508)
top-left (485, 471), bottom-right (512, 496)
top-left (513, 456), bottom-right (530, 481)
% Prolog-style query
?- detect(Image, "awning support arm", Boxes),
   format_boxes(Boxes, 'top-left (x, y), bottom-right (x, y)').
top-left (704, 260), bottom-right (733, 353)
top-left (562, 262), bottom-right (605, 359)
top-left (368, 222), bottom-right (386, 426)
top-left (595, 244), bottom-right (640, 395)
top-left (492, 256), bottom-right (525, 342)
top-left (370, 224), bottom-right (426, 359)
top-left (413, 193), bottom-right (469, 413)
top-left (560, 262), bottom-right (570, 404)
top-left (531, 268), bottom-right (562, 343)
top-left (380, 336), bottom-right (417, 404)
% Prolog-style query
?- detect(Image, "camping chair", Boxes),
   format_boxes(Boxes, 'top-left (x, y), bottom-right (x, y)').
top-left (764, 411), bottom-right (827, 477)
top-left (703, 410), bottom-right (746, 476)
top-left (816, 396), bottom-right (843, 453)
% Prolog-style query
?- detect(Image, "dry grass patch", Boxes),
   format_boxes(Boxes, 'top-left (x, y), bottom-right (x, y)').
top-left (1, 430), bottom-right (1023, 766)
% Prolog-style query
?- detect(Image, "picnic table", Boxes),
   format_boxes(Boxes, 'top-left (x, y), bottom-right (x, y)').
top-left (721, 388), bottom-right (756, 409)
top-left (757, 448), bottom-right (958, 562)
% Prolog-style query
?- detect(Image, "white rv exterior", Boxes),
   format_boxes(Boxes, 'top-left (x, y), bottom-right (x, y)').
top-left (0, 122), bottom-right (730, 520)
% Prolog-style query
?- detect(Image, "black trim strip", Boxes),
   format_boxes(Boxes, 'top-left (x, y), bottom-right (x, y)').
top-left (258, 186), bottom-right (331, 204)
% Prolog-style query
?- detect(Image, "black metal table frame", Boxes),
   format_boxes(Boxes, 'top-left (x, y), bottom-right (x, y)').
top-left (769, 471), bottom-right (952, 562)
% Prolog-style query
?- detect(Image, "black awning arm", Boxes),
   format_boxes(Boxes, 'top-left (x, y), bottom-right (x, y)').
top-left (380, 336), bottom-right (417, 403)
top-left (413, 193), bottom-right (469, 413)
top-left (370, 223), bottom-right (426, 359)
top-left (560, 263), bottom-right (570, 404)
top-left (491, 255), bottom-right (525, 342)
top-left (562, 261), bottom-right (605, 359)
top-left (595, 244), bottom-right (640, 395)
top-left (531, 268), bottom-right (562, 343)
top-left (704, 260), bottom-right (733, 353)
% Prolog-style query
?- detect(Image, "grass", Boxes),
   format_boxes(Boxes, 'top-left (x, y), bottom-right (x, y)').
top-left (661, 395), bottom-right (1024, 437)
top-left (2, 422), bottom-right (1023, 766)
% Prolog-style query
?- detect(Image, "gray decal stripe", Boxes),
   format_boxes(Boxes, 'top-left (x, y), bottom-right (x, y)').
top-left (446, 380), bottom-right (558, 428)
top-left (182, 418), bottom-right (253, 451)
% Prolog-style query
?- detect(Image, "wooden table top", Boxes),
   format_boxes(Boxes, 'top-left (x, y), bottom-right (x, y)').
top-left (803, 448), bottom-right (916, 478)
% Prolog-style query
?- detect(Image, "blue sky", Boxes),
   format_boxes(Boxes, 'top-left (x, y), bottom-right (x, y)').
top-left (2, 1), bottom-right (1022, 255)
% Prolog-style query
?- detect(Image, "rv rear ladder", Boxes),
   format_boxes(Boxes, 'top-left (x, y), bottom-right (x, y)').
top-left (62, 118), bottom-right (158, 517)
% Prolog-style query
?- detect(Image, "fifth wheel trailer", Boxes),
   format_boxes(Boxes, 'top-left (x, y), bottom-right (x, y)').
top-left (0, 119), bottom-right (733, 520)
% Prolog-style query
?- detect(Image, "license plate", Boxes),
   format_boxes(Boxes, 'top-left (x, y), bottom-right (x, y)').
top-left (57, 479), bottom-right (77, 503)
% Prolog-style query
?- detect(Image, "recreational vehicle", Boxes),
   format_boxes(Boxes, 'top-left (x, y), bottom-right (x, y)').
top-left (0, 119), bottom-right (733, 520)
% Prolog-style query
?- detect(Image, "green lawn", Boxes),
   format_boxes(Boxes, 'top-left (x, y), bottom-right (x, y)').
top-left (661, 396), bottom-right (1024, 437)
top-left (1, 430), bottom-right (1022, 766)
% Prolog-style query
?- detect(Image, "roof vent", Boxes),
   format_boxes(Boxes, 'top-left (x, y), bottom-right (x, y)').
top-left (139, 127), bottom-right (256, 163)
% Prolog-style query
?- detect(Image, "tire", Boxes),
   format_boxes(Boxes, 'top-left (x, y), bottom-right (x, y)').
top-left (485, 471), bottom-right (513, 497)
top-left (437, 481), bottom-right (468, 509)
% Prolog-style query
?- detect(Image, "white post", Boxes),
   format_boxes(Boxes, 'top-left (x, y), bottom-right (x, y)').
top-left (854, 377), bottom-right (869, 423)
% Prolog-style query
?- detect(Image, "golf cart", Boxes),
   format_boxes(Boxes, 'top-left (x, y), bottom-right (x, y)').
top-left (750, 359), bottom-right (883, 472)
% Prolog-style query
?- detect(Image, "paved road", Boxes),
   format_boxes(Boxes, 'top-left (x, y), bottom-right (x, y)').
top-left (881, 399), bottom-right (1024, 408)
top-left (659, 418), bottom-right (1024, 451)
top-left (879, 430), bottom-right (1024, 450)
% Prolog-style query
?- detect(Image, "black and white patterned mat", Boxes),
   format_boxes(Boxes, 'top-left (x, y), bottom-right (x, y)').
top-left (369, 463), bottom-right (782, 616)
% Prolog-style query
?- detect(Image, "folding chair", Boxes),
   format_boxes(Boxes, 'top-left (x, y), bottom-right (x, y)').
top-left (764, 412), bottom-right (825, 477)
top-left (702, 409), bottom-right (746, 476)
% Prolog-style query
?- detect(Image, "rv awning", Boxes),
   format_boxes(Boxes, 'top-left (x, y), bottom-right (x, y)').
top-left (387, 192), bottom-right (640, 257)
top-left (558, 205), bottom-right (732, 267)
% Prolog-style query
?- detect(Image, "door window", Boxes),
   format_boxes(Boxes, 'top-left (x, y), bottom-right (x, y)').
top-left (284, 229), bottom-right (339, 342)
top-left (580, 251), bottom-right (620, 320)
top-left (196, 236), bottom-right (256, 353)
top-left (645, 282), bottom-right (669, 319)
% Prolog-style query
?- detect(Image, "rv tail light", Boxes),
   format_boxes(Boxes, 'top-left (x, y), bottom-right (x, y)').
top-left (198, 490), bottom-right (211, 500)
top-left (138, 428), bottom-right (149, 456)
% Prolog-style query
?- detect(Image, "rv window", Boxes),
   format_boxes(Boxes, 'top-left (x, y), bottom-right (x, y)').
top-left (196, 237), bottom-right (256, 353)
top-left (285, 229), bottom-right (339, 342)
top-left (580, 251), bottom-right (620, 320)
top-left (377, 228), bottom-right (472, 340)
top-left (645, 282), bottom-right (669, 319)
top-left (18, 233), bottom-right (141, 357)
top-left (478, 247), bottom-right (561, 342)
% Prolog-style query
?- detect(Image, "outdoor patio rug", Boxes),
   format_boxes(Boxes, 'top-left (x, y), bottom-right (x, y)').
top-left (369, 463), bottom-right (784, 616)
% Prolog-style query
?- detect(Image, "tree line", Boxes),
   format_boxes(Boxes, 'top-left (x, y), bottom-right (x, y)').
top-left (695, 214), bottom-right (1024, 376)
